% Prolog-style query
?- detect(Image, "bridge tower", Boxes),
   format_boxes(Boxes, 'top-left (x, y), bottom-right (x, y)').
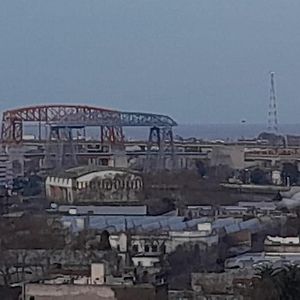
top-left (146, 126), bottom-right (176, 171)
top-left (43, 125), bottom-right (78, 170)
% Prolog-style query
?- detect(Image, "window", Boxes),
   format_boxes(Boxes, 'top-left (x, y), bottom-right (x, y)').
top-left (29, 297), bottom-right (35, 300)
top-left (144, 245), bottom-right (150, 252)
top-left (152, 245), bottom-right (158, 252)
top-left (132, 244), bottom-right (138, 252)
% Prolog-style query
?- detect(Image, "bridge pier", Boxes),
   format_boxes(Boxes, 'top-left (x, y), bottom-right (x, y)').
top-left (145, 126), bottom-right (176, 172)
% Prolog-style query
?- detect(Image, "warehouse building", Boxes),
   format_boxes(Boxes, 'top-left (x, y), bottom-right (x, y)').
top-left (45, 166), bottom-right (143, 204)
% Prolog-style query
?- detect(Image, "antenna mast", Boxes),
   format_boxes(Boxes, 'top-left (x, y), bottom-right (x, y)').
top-left (267, 72), bottom-right (279, 132)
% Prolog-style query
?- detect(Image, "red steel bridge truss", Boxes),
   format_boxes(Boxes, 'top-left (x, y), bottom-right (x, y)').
top-left (1, 105), bottom-right (176, 143)
top-left (1, 105), bottom-right (177, 169)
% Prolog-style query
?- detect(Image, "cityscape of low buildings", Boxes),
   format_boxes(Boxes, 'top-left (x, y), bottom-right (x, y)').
top-left (1, 105), bottom-right (300, 299)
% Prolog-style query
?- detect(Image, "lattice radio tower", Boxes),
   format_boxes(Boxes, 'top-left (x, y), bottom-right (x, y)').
top-left (267, 72), bottom-right (279, 132)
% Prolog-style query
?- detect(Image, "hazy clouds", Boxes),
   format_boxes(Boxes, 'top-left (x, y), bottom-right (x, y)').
top-left (0, 0), bottom-right (300, 124)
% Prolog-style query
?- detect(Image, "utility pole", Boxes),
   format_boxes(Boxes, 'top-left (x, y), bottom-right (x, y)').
top-left (267, 72), bottom-right (279, 133)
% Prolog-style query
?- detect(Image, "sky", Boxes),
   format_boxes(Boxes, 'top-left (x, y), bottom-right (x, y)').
top-left (0, 0), bottom-right (300, 124)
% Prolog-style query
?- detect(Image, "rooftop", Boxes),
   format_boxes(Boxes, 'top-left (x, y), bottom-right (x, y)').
top-left (265, 236), bottom-right (300, 245)
top-left (49, 165), bottom-right (141, 179)
top-left (50, 205), bottom-right (147, 216)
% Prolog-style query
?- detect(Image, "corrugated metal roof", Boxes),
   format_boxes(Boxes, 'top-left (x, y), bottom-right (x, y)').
top-left (225, 223), bottom-right (241, 234)
top-left (57, 205), bottom-right (147, 216)
top-left (62, 215), bottom-right (188, 233)
top-left (213, 217), bottom-right (242, 229)
top-left (185, 218), bottom-right (209, 228)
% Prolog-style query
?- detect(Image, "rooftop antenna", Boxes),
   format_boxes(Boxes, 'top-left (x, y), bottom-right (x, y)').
top-left (267, 72), bottom-right (279, 133)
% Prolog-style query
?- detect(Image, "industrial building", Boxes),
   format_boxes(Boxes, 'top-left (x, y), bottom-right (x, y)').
top-left (46, 166), bottom-right (143, 204)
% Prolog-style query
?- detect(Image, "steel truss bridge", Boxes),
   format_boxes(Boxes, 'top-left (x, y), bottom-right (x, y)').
top-left (1, 105), bottom-right (177, 170)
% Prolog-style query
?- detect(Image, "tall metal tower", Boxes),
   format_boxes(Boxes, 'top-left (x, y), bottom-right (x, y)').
top-left (267, 72), bottom-right (279, 132)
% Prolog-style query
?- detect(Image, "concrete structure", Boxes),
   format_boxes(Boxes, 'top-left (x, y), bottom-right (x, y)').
top-left (238, 201), bottom-right (277, 214)
top-left (109, 224), bottom-right (218, 257)
top-left (91, 263), bottom-right (105, 285)
top-left (24, 283), bottom-right (167, 300)
top-left (132, 256), bottom-right (161, 267)
top-left (109, 223), bottom-right (218, 259)
top-left (191, 269), bottom-right (255, 297)
top-left (224, 230), bottom-right (252, 256)
top-left (185, 206), bottom-right (214, 218)
top-left (110, 233), bottom-right (163, 255)
top-left (0, 148), bottom-right (13, 187)
top-left (264, 236), bottom-right (300, 253)
top-left (0, 249), bottom-right (112, 285)
top-left (225, 252), bottom-right (300, 269)
top-left (45, 166), bottom-right (143, 204)
top-left (272, 170), bottom-right (282, 185)
top-left (210, 145), bottom-right (245, 170)
top-left (166, 229), bottom-right (218, 252)
top-left (244, 147), bottom-right (300, 169)
top-left (186, 203), bottom-right (278, 219)
top-left (24, 260), bottom-right (167, 300)
top-left (277, 186), bottom-right (300, 209)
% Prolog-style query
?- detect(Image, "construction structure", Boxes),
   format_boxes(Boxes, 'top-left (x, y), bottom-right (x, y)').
top-left (1, 105), bottom-right (177, 172)
top-left (267, 72), bottom-right (279, 133)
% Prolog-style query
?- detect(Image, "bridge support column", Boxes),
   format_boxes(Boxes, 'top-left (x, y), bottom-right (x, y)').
top-left (44, 126), bottom-right (78, 170)
top-left (145, 126), bottom-right (176, 172)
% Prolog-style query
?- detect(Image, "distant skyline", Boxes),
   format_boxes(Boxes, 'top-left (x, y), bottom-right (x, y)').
top-left (1, 1), bottom-right (300, 124)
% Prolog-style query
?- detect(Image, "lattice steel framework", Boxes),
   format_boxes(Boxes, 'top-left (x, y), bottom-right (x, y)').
top-left (1, 104), bottom-right (177, 143)
top-left (267, 72), bottom-right (279, 133)
top-left (146, 126), bottom-right (175, 171)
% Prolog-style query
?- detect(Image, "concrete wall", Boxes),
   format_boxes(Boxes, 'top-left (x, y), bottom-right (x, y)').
top-left (110, 232), bottom-right (218, 256)
top-left (91, 263), bottom-right (105, 285)
top-left (132, 256), bottom-right (160, 267)
top-left (210, 145), bottom-right (245, 170)
top-left (109, 233), bottom-right (128, 252)
top-left (165, 231), bottom-right (218, 253)
top-left (25, 283), bottom-right (168, 300)
top-left (25, 284), bottom-right (116, 300)
top-left (46, 177), bottom-right (73, 203)
top-left (131, 235), bottom-right (167, 255)
top-left (264, 245), bottom-right (300, 253)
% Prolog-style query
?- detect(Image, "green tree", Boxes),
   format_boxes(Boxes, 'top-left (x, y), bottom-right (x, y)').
top-left (250, 168), bottom-right (269, 185)
top-left (282, 163), bottom-right (299, 185)
top-left (253, 265), bottom-right (300, 300)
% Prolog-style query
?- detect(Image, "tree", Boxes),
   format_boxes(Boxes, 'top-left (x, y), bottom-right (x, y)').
top-left (99, 230), bottom-right (111, 250)
top-left (252, 265), bottom-right (300, 300)
top-left (250, 168), bottom-right (269, 185)
top-left (282, 163), bottom-right (299, 185)
top-left (195, 160), bottom-right (206, 177)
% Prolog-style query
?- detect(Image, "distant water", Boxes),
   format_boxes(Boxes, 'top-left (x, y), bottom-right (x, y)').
top-left (23, 123), bottom-right (300, 141)
top-left (124, 124), bottom-right (300, 141)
